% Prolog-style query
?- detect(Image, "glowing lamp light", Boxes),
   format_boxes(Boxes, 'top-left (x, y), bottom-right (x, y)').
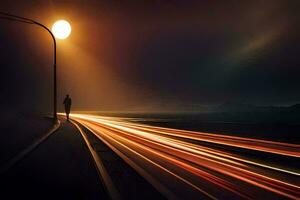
top-left (52, 20), bottom-right (71, 39)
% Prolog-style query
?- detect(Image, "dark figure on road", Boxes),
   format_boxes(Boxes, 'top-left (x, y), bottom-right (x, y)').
top-left (63, 94), bottom-right (72, 121)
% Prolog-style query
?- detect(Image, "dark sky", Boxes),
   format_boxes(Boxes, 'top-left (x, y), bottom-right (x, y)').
top-left (0, 0), bottom-right (300, 113)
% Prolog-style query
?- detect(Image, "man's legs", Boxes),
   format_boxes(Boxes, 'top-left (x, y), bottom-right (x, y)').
top-left (65, 107), bottom-right (70, 121)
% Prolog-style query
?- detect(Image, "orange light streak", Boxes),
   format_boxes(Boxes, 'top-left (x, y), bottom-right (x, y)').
top-left (65, 114), bottom-right (300, 199)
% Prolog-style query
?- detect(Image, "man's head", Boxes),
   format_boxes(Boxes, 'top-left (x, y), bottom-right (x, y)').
top-left (66, 94), bottom-right (69, 98)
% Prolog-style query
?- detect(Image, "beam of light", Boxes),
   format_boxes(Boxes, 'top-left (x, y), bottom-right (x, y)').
top-left (63, 113), bottom-right (300, 199)
top-left (226, 24), bottom-right (286, 65)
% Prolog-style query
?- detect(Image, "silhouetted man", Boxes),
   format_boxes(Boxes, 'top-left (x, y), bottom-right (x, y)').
top-left (63, 94), bottom-right (72, 121)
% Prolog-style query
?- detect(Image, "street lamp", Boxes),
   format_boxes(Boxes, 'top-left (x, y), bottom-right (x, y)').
top-left (52, 20), bottom-right (71, 40)
top-left (0, 12), bottom-right (71, 122)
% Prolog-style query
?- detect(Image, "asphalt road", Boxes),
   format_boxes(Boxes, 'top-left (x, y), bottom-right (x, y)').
top-left (0, 119), bottom-right (107, 200)
top-left (70, 113), bottom-right (300, 200)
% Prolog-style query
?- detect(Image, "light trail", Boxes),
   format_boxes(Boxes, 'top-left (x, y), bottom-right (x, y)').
top-left (68, 113), bottom-right (300, 199)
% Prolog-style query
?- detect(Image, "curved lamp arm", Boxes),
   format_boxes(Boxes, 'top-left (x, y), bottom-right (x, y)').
top-left (0, 11), bottom-right (58, 121)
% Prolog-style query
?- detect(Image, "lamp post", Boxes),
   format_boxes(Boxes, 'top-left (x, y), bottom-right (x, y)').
top-left (0, 12), bottom-right (58, 122)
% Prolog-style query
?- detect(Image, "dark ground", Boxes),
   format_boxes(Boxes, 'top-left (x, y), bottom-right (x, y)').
top-left (0, 118), bottom-right (107, 200)
top-left (0, 112), bottom-right (53, 166)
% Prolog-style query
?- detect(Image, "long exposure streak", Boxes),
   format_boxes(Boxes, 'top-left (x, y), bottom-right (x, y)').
top-left (68, 114), bottom-right (300, 199)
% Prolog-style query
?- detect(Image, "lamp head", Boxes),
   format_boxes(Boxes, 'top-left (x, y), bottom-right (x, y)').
top-left (52, 20), bottom-right (71, 39)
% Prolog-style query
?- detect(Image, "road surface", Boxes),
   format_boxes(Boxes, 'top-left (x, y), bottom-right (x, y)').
top-left (0, 118), bottom-right (107, 200)
top-left (70, 113), bottom-right (300, 200)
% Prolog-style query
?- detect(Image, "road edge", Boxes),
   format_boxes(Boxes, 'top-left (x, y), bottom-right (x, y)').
top-left (0, 119), bottom-right (61, 174)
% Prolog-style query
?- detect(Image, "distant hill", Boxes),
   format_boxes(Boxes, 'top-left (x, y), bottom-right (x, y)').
top-left (217, 102), bottom-right (257, 112)
top-left (289, 103), bottom-right (300, 112)
top-left (216, 102), bottom-right (300, 113)
top-left (207, 102), bottom-right (299, 124)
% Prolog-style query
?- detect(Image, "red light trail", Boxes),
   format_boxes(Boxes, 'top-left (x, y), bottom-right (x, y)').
top-left (69, 114), bottom-right (300, 199)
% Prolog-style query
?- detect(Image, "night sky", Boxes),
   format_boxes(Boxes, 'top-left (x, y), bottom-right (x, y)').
top-left (0, 0), bottom-right (299, 113)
